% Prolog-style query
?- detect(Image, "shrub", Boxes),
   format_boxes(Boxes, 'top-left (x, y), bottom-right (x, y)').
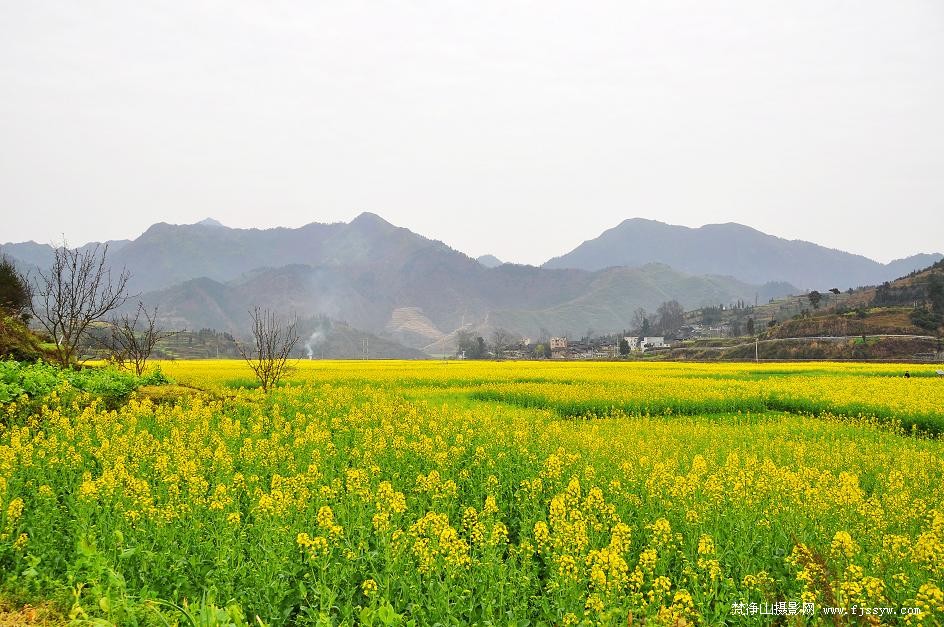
top-left (0, 360), bottom-right (172, 417)
top-left (0, 255), bottom-right (30, 319)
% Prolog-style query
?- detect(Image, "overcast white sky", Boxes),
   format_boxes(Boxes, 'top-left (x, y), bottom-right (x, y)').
top-left (1, 1), bottom-right (942, 264)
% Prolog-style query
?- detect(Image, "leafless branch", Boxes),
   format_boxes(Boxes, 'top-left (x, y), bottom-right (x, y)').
top-left (103, 302), bottom-right (172, 375)
top-left (491, 327), bottom-right (512, 359)
top-left (236, 306), bottom-right (300, 392)
top-left (28, 241), bottom-right (132, 367)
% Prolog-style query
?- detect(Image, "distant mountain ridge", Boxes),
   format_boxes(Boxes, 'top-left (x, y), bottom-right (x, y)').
top-left (0, 239), bottom-right (131, 275)
top-left (5, 213), bottom-right (937, 352)
top-left (543, 218), bottom-right (941, 290)
top-left (101, 211), bottom-right (448, 292)
top-left (139, 259), bottom-right (790, 348)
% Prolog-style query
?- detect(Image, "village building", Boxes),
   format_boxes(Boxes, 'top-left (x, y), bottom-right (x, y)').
top-left (642, 336), bottom-right (666, 351)
top-left (549, 336), bottom-right (568, 358)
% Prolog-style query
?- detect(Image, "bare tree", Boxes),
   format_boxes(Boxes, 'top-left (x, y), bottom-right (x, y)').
top-left (656, 300), bottom-right (685, 337)
top-left (631, 308), bottom-right (648, 334)
top-left (105, 302), bottom-right (171, 375)
top-left (29, 242), bottom-right (131, 367)
top-left (237, 307), bottom-right (300, 392)
top-left (490, 327), bottom-right (512, 359)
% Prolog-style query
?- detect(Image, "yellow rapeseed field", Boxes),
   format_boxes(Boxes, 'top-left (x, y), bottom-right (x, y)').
top-left (1, 360), bottom-right (943, 625)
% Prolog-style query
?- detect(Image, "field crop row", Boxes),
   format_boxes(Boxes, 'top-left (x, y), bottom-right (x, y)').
top-left (0, 360), bottom-right (942, 625)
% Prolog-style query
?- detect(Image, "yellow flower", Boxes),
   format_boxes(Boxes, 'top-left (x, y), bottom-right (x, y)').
top-left (296, 532), bottom-right (329, 558)
top-left (915, 582), bottom-right (944, 612)
top-left (557, 554), bottom-right (580, 581)
top-left (361, 578), bottom-right (378, 597)
top-left (5, 497), bottom-right (23, 522)
top-left (648, 518), bottom-right (673, 547)
top-left (533, 521), bottom-right (550, 551)
top-left (648, 575), bottom-right (671, 602)
top-left (637, 548), bottom-right (658, 573)
top-left (488, 522), bottom-right (509, 547)
top-left (317, 505), bottom-right (343, 538)
top-left (610, 523), bottom-right (631, 554)
top-left (830, 530), bottom-right (859, 559)
top-left (584, 592), bottom-right (604, 613)
top-left (697, 534), bottom-right (715, 555)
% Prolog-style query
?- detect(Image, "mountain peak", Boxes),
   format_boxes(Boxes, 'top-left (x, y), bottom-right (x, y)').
top-left (617, 217), bottom-right (667, 228)
top-left (477, 254), bottom-right (503, 268)
top-left (544, 217), bottom-right (934, 289)
top-left (350, 212), bottom-right (391, 227)
top-left (196, 218), bottom-right (226, 228)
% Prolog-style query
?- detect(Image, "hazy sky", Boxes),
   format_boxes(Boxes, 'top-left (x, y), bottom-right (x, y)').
top-left (2, 1), bottom-right (942, 265)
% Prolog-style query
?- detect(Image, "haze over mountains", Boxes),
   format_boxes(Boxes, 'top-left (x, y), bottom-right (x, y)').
top-left (544, 218), bottom-right (940, 289)
top-left (3, 214), bottom-right (938, 354)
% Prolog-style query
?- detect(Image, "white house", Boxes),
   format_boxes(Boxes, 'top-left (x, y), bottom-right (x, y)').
top-left (642, 336), bottom-right (666, 351)
top-left (623, 336), bottom-right (641, 351)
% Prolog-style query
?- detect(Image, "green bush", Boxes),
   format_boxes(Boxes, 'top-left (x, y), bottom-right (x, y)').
top-left (910, 307), bottom-right (942, 333)
top-left (0, 360), bottom-right (172, 414)
top-left (0, 315), bottom-right (51, 362)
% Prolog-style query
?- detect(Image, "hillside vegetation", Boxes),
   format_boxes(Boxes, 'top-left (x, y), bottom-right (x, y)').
top-left (765, 260), bottom-right (943, 341)
top-left (0, 315), bottom-right (53, 363)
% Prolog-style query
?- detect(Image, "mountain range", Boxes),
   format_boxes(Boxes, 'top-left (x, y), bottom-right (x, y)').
top-left (3, 214), bottom-right (938, 354)
top-left (544, 218), bottom-right (940, 289)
